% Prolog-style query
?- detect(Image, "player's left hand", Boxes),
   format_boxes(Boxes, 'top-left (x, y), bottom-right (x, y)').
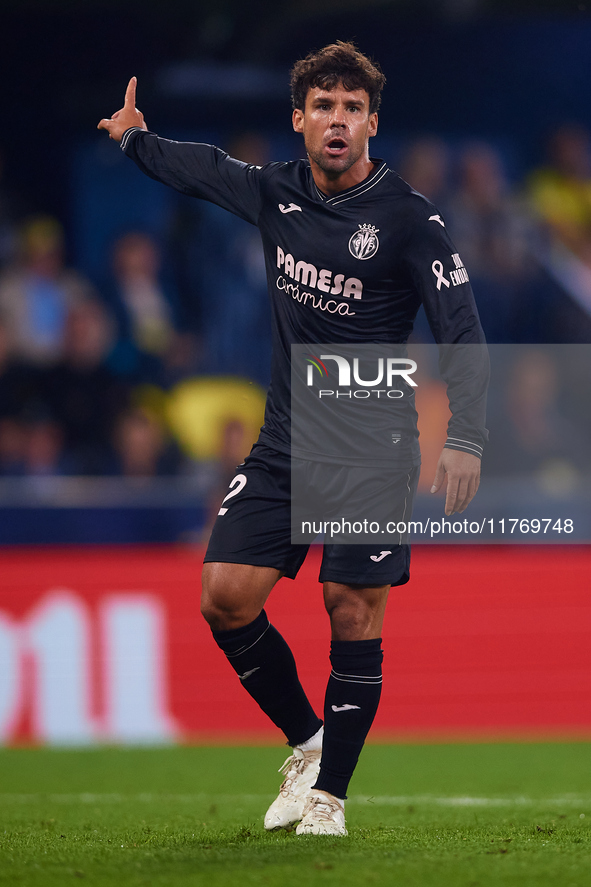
top-left (430, 448), bottom-right (481, 516)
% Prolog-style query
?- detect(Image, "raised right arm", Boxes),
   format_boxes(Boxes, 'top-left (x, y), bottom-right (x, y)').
top-left (98, 78), bottom-right (263, 224)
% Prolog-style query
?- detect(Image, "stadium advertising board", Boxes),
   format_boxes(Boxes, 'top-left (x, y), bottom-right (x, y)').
top-left (0, 545), bottom-right (589, 745)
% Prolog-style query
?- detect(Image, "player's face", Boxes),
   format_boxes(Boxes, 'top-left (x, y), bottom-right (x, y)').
top-left (292, 84), bottom-right (378, 180)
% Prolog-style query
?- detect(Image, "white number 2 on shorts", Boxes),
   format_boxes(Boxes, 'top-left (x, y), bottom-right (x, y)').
top-left (217, 474), bottom-right (248, 516)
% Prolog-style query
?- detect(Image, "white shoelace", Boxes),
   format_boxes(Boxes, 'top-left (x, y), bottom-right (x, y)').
top-left (302, 795), bottom-right (342, 822)
top-left (278, 750), bottom-right (307, 796)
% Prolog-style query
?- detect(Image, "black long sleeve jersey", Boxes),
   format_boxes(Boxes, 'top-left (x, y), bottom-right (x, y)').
top-left (121, 128), bottom-right (489, 466)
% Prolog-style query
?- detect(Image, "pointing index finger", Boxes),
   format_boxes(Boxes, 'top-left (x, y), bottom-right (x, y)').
top-left (124, 76), bottom-right (137, 109)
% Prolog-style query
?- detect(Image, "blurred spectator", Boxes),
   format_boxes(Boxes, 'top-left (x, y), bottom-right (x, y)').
top-left (398, 137), bottom-right (451, 207)
top-left (446, 142), bottom-right (541, 342)
top-left (21, 413), bottom-right (70, 477)
top-left (485, 349), bottom-right (587, 478)
top-left (108, 406), bottom-right (184, 477)
top-left (526, 126), bottom-right (591, 339)
top-left (0, 215), bottom-right (94, 365)
top-left (0, 417), bottom-right (26, 475)
top-left (0, 318), bottom-right (40, 420)
top-left (528, 124), bottom-right (591, 264)
top-left (0, 147), bottom-right (19, 269)
top-left (107, 232), bottom-right (178, 363)
top-left (0, 404), bottom-right (73, 477)
top-left (150, 330), bottom-right (203, 390)
top-left (40, 300), bottom-right (130, 474)
top-left (449, 143), bottom-right (534, 278)
top-left (176, 132), bottom-right (272, 386)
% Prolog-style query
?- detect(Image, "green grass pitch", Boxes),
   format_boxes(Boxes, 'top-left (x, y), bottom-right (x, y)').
top-left (1, 742), bottom-right (590, 886)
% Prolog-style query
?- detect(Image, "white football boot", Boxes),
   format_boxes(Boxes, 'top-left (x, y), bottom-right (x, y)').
top-left (263, 745), bottom-right (322, 831)
top-left (295, 790), bottom-right (348, 836)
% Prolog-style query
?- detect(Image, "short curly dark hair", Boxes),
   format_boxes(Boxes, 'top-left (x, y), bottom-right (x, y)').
top-left (290, 41), bottom-right (386, 115)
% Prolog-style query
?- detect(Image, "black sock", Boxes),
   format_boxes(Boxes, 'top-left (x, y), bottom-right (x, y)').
top-left (313, 638), bottom-right (383, 800)
top-left (212, 610), bottom-right (322, 747)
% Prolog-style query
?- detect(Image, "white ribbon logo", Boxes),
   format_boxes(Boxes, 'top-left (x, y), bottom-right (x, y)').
top-left (432, 260), bottom-right (450, 290)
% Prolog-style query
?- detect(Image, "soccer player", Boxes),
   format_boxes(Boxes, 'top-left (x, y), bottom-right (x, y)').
top-left (99, 42), bottom-right (488, 836)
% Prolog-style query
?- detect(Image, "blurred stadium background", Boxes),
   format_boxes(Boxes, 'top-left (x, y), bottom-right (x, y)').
top-left (0, 0), bottom-right (590, 746)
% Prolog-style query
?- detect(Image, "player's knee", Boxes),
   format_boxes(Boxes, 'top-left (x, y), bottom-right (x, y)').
top-left (200, 585), bottom-right (259, 632)
top-left (200, 593), bottom-right (220, 628)
top-left (325, 595), bottom-right (369, 638)
top-left (324, 584), bottom-right (388, 641)
top-left (201, 565), bottom-right (233, 628)
top-left (201, 562), bottom-right (278, 631)
top-left (201, 600), bottom-right (242, 631)
top-left (329, 603), bottom-right (373, 640)
top-left (200, 591), bottom-right (236, 630)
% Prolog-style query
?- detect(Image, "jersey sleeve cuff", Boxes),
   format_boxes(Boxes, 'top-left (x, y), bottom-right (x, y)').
top-left (443, 436), bottom-right (483, 459)
top-left (120, 127), bottom-right (145, 153)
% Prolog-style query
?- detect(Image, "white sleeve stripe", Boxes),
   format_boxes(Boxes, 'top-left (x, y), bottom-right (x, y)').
top-left (444, 443), bottom-right (483, 457)
top-left (446, 437), bottom-right (483, 451)
top-left (120, 127), bottom-right (144, 152)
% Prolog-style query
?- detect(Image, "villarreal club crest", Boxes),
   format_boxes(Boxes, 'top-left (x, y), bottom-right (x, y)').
top-left (348, 224), bottom-right (380, 260)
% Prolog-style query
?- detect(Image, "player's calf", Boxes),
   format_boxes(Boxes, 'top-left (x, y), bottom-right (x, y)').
top-left (211, 609), bottom-right (323, 754)
top-left (314, 638), bottom-right (383, 800)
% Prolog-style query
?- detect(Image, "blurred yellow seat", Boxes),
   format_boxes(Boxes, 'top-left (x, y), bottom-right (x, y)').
top-left (164, 376), bottom-right (266, 460)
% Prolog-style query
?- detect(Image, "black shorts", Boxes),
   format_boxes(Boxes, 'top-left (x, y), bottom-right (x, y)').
top-left (204, 443), bottom-right (419, 586)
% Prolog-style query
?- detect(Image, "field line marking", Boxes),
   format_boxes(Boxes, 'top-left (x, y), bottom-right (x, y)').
top-left (0, 792), bottom-right (589, 807)
top-left (0, 793), bottom-right (273, 804)
top-left (351, 795), bottom-right (591, 807)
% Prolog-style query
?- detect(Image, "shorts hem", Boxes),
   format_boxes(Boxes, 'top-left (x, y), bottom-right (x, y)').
top-left (203, 552), bottom-right (299, 580)
top-left (318, 568), bottom-right (411, 587)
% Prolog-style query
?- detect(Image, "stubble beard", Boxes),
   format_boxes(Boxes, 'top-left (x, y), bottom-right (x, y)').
top-left (306, 140), bottom-right (365, 180)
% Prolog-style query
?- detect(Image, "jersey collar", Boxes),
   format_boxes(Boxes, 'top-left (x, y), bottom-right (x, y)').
top-left (310, 159), bottom-right (388, 206)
